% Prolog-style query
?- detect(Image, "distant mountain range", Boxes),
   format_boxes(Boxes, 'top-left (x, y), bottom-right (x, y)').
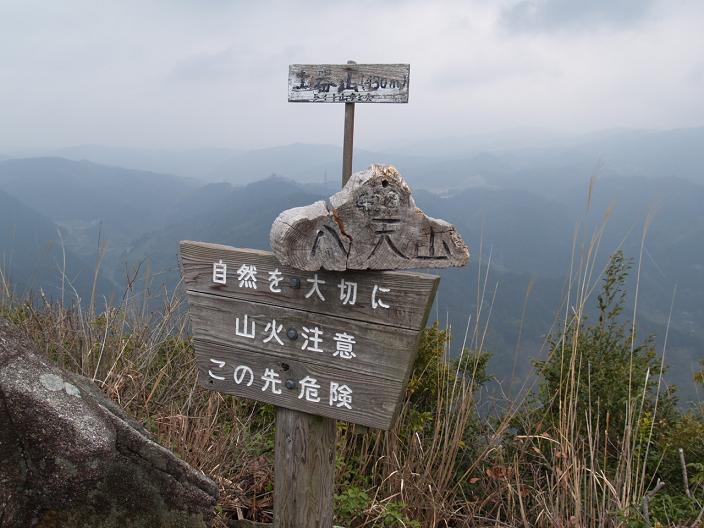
top-left (0, 188), bottom-right (113, 300)
top-left (1, 146), bottom-right (241, 180)
top-left (8, 127), bottom-right (703, 190)
top-left (0, 126), bottom-right (702, 402)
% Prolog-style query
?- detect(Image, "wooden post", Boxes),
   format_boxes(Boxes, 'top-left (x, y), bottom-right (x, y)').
top-left (274, 408), bottom-right (336, 528)
top-left (275, 62), bottom-right (358, 526)
top-left (177, 61), bottom-right (417, 528)
top-left (278, 61), bottom-right (356, 525)
top-left (178, 60), bottom-right (456, 528)
top-left (342, 60), bottom-right (356, 187)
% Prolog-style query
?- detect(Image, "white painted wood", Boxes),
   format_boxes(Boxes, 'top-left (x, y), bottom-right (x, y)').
top-left (187, 291), bottom-right (420, 384)
top-left (180, 241), bottom-right (439, 330)
top-left (194, 339), bottom-right (404, 429)
top-left (179, 242), bottom-right (438, 430)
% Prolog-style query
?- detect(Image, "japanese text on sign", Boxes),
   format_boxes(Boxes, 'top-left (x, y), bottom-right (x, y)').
top-left (288, 64), bottom-right (410, 104)
top-left (212, 262), bottom-right (391, 310)
top-left (208, 359), bottom-right (353, 410)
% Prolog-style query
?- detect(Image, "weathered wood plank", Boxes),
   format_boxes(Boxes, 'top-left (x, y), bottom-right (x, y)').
top-left (187, 291), bottom-right (419, 383)
top-left (342, 94), bottom-right (355, 185)
top-left (194, 340), bottom-right (402, 429)
top-left (270, 164), bottom-right (470, 271)
top-left (180, 240), bottom-right (439, 429)
top-left (288, 64), bottom-right (410, 103)
top-left (274, 408), bottom-right (335, 528)
top-left (180, 241), bottom-right (439, 331)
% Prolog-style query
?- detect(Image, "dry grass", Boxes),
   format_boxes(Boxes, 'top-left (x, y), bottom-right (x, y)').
top-left (1, 197), bottom-right (701, 527)
top-left (0, 281), bottom-right (278, 525)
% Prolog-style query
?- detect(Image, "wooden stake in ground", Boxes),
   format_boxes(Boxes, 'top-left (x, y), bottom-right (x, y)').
top-left (279, 61), bottom-right (411, 526)
top-left (275, 60), bottom-right (359, 528)
top-left (179, 61), bottom-right (469, 528)
top-left (342, 60), bottom-right (356, 186)
top-left (179, 243), bottom-right (439, 525)
top-left (274, 409), bottom-right (336, 527)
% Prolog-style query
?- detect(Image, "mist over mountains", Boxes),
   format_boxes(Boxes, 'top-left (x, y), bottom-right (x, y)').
top-left (1, 127), bottom-right (702, 402)
top-left (0, 188), bottom-right (113, 299)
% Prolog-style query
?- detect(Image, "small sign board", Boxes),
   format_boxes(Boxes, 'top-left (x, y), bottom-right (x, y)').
top-left (180, 240), bottom-right (438, 430)
top-left (288, 64), bottom-right (410, 103)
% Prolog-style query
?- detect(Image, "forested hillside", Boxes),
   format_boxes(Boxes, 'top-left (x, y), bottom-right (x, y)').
top-left (1, 128), bottom-right (703, 401)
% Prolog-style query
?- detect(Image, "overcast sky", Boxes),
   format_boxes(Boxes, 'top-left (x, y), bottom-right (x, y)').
top-left (1, 0), bottom-right (703, 151)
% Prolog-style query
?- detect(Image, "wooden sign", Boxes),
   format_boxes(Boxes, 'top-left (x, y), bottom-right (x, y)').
top-left (180, 241), bottom-right (438, 430)
top-left (271, 164), bottom-right (469, 271)
top-left (288, 64), bottom-right (410, 103)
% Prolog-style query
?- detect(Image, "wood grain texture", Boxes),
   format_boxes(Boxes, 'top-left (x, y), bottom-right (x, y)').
top-left (288, 64), bottom-right (409, 103)
top-left (342, 100), bottom-right (355, 186)
top-left (180, 241), bottom-right (439, 331)
top-left (188, 291), bottom-right (420, 383)
top-left (194, 340), bottom-right (402, 429)
top-left (274, 408), bottom-right (335, 528)
top-left (180, 241), bottom-right (439, 429)
top-left (270, 164), bottom-right (470, 271)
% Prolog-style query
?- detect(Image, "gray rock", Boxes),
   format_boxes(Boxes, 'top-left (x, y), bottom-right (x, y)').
top-left (0, 318), bottom-right (218, 527)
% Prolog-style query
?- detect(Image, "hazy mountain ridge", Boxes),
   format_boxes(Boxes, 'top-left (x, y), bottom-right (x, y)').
top-left (17, 127), bottom-right (704, 191)
top-left (1, 127), bottom-right (702, 400)
top-left (1, 146), bottom-right (242, 179)
top-left (0, 157), bottom-right (197, 285)
top-left (207, 127), bottom-right (704, 190)
top-left (0, 189), bottom-right (114, 299)
top-left (121, 177), bottom-right (324, 277)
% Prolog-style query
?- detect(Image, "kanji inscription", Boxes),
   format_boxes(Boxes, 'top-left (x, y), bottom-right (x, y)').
top-left (180, 242), bottom-right (439, 429)
top-left (288, 64), bottom-right (410, 103)
top-left (270, 164), bottom-right (470, 271)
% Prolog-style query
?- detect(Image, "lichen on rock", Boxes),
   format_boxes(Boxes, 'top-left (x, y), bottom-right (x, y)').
top-left (0, 318), bottom-right (218, 527)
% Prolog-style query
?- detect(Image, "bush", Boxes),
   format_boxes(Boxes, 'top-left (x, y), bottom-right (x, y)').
top-left (335, 323), bottom-right (491, 526)
top-left (534, 251), bottom-right (675, 448)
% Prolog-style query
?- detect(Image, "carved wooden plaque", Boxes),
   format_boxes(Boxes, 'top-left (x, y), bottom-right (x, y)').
top-left (288, 64), bottom-right (410, 103)
top-left (271, 165), bottom-right (470, 271)
top-left (180, 241), bottom-right (438, 430)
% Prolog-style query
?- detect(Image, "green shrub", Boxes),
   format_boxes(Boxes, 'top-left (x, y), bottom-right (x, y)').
top-left (335, 486), bottom-right (370, 526)
top-left (534, 251), bottom-right (674, 447)
top-left (380, 501), bottom-right (420, 528)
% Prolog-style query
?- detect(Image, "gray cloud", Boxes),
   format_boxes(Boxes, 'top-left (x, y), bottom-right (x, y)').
top-left (168, 48), bottom-right (242, 82)
top-left (0, 0), bottom-right (702, 151)
top-left (501, 0), bottom-right (655, 33)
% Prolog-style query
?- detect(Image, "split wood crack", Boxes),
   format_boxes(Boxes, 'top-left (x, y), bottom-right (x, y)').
top-left (270, 164), bottom-right (469, 271)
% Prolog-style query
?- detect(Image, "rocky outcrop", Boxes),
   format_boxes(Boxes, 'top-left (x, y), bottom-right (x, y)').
top-left (0, 318), bottom-right (218, 527)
